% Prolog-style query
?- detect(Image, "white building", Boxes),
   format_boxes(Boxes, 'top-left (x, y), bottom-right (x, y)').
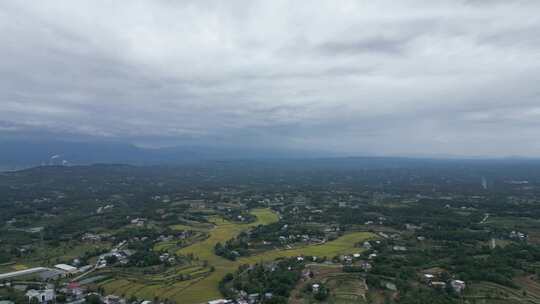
top-left (103, 295), bottom-right (125, 304)
top-left (393, 245), bottom-right (407, 251)
top-left (54, 264), bottom-right (78, 275)
top-left (26, 289), bottom-right (55, 303)
top-left (130, 218), bottom-right (146, 226)
top-left (451, 280), bottom-right (466, 293)
top-left (207, 300), bottom-right (231, 304)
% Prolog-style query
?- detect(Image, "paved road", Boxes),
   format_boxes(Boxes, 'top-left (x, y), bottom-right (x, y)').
top-left (479, 213), bottom-right (490, 224)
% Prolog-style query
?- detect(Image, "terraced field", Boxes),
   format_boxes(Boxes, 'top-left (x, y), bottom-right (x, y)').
top-left (100, 208), bottom-right (376, 304)
top-left (466, 280), bottom-right (540, 304)
top-left (171, 209), bottom-right (281, 302)
top-left (290, 264), bottom-right (368, 304)
top-left (326, 274), bottom-right (368, 304)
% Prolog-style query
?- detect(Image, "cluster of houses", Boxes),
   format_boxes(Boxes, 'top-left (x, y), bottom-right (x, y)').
top-left (23, 281), bottom-right (85, 304)
top-left (130, 218), bottom-right (147, 227)
top-left (26, 288), bottom-right (55, 303)
top-left (98, 295), bottom-right (154, 304)
top-left (364, 216), bottom-right (387, 226)
top-left (158, 252), bottom-right (176, 264)
top-left (81, 232), bottom-right (112, 242)
top-left (98, 249), bottom-right (133, 268)
top-left (277, 234), bottom-right (325, 246)
top-left (423, 273), bottom-right (466, 293)
top-left (84, 229), bottom-right (186, 245)
top-left (273, 224), bottom-right (330, 247)
top-left (26, 282), bottom-right (87, 303)
top-left (509, 230), bottom-right (527, 241)
top-left (156, 230), bottom-right (191, 242)
top-left (207, 292), bottom-right (273, 304)
top-left (24, 287), bottom-right (164, 304)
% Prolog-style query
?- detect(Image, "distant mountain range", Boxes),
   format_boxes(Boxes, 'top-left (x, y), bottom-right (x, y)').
top-left (2, 140), bottom-right (538, 172)
top-left (0, 140), bottom-right (332, 170)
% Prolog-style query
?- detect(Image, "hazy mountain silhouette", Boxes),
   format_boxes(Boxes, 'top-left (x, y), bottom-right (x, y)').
top-left (0, 140), bottom-right (331, 170)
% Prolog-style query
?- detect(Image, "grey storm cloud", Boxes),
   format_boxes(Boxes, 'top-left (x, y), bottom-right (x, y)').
top-left (1, 0), bottom-right (540, 156)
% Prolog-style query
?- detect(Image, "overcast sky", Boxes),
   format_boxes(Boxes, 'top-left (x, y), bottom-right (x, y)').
top-left (1, 1), bottom-right (540, 157)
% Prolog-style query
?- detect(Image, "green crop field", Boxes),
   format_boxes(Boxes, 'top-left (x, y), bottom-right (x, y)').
top-left (170, 222), bottom-right (212, 231)
top-left (249, 208), bottom-right (281, 226)
top-left (239, 232), bottom-right (373, 264)
top-left (100, 208), bottom-right (375, 304)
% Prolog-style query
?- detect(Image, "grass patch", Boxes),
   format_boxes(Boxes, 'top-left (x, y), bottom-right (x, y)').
top-left (12, 264), bottom-right (28, 271)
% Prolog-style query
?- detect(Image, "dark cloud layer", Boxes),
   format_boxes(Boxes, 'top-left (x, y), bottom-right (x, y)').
top-left (1, 1), bottom-right (540, 157)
